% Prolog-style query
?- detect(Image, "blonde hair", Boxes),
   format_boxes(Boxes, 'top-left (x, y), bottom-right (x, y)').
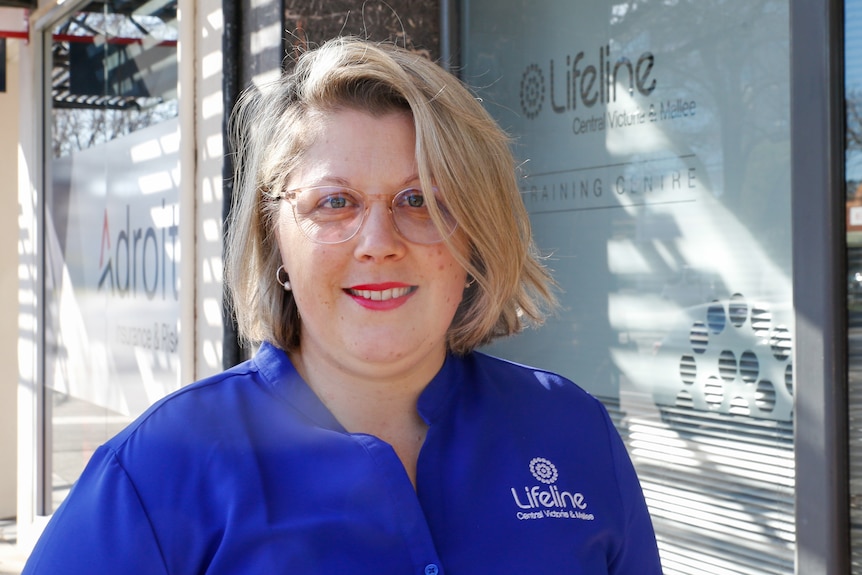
top-left (226, 37), bottom-right (556, 355)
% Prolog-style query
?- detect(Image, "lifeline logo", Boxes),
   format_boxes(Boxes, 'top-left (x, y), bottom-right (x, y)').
top-left (519, 45), bottom-right (657, 120)
top-left (511, 457), bottom-right (595, 521)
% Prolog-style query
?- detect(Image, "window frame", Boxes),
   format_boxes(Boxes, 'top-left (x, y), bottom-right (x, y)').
top-left (791, 0), bottom-right (848, 572)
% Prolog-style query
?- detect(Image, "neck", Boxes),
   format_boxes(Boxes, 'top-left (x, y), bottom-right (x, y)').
top-left (289, 341), bottom-right (445, 487)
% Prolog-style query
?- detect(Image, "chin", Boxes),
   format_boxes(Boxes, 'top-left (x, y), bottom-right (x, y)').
top-left (349, 335), bottom-right (442, 365)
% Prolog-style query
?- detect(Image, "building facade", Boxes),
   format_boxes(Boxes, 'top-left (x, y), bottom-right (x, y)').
top-left (1, 0), bottom-right (856, 573)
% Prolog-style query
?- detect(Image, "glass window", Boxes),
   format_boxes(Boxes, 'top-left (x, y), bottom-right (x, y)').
top-left (45, 0), bottom-right (180, 512)
top-left (846, 1), bottom-right (862, 570)
top-left (463, 1), bottom-right (794, 572)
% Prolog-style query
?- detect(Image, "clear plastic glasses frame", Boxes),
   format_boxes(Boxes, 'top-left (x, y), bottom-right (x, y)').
top-left (273, 186), bottom-right (458, 245)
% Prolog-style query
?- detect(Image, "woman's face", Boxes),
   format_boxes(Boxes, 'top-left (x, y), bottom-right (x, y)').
top-left (276, 109), bottom-right (468, 377)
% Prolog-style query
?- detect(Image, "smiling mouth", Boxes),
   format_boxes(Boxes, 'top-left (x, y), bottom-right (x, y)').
top-left (347, 286), bottom-right (416, 301)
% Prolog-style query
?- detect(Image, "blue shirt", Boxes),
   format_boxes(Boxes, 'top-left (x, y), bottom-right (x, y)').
top-left (24, 343), bottom-right (662, 574)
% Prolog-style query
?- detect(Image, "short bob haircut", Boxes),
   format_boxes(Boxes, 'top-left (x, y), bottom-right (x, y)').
top-left (226, 37), bottom-right (556, 355)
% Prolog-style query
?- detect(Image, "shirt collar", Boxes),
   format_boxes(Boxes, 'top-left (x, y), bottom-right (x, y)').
top-left (253, 341), bottom-right (466, 430)
top-left (253, 342), bottom-right (346, 432)
top-left (416, 352), bottom-right (465, 425)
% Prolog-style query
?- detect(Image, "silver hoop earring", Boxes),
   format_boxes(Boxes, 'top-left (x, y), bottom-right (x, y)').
top-left (465, 277), bottom-right (475, 289)
top-left (276, 265), bottom-right (291, 291)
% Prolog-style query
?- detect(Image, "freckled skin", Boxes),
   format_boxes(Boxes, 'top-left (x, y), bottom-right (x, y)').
top-left (275, 109), bottom-right (469, 379)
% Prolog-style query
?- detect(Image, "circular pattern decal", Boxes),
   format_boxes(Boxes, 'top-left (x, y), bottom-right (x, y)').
top-left (739, 350), bottom-right (759, 383)
top-left (704, 376), bottom-right (725, 408)
top-left (707, 301), bottom-right (726, 334)
top-left (718, 350), bottom-right (737, 381)
top-left (680, 355), bottom-right (696, 384)
top-left (729, 293), bottom-right (748, 327)
top-left (670, 292), bottom-right (793, 421)
top-left (520, 64), bottom-right (545, 120)
top-left (756, 380), bottom-right (776, 412)
top-left (770, 326), bottom-right (791, 360)
top-left (690, 321), bottom-right (709, 354)
top-left (529, 457), bottom-right (558, 484)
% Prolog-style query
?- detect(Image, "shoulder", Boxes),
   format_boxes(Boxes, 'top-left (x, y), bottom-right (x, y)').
top-left (463, 351), bottom-right (598, 401)
top-left (108, 364), bottom-right (250, 446)
top-left (451, 351), bottom-right (611, 426)
top-left (105, 342), bottom-right (290, 453)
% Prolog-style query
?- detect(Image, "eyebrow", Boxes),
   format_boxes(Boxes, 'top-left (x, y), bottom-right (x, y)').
top-left (304, 174), bottom-right (422, 190)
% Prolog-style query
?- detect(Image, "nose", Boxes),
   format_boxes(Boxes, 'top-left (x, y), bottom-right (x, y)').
top-left (353, 201), bottom-right (407, 261)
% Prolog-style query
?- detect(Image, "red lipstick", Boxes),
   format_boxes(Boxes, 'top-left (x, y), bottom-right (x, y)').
top-left (345, 282), bottom-right (416, 310)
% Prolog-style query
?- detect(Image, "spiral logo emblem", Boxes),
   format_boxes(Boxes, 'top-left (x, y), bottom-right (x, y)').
top-left (529, 457), bottom-right (558, 484)
top-left (520, 64), bottom-right (545, 120)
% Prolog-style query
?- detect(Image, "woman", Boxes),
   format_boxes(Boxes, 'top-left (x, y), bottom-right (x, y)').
top-left (24, 38), bottom-right (662, 574)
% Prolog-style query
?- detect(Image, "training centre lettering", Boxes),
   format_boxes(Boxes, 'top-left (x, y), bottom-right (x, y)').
top-left (521, 165), bottom-right (698, 212)
top-left (98, 200), bottom-right (179, 301)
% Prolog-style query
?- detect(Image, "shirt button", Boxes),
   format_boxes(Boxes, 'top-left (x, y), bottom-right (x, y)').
top-left (424, 564), bottom-right (439, 575)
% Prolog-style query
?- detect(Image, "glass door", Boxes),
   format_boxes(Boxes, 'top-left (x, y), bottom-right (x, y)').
top-left (846, 1), bottom-right (862, 570)
top-left (44, 0), bottom-right (180, 512)
top-left (463, 1), bottom-right (794, 572)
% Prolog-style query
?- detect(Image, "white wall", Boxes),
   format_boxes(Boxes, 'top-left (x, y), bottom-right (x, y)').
top-left (0, 37), bottom-right (20, 520)
top-left (17, 10), bottom-right (43, 548)
top-left (193, 0), bottom-right (226, 380)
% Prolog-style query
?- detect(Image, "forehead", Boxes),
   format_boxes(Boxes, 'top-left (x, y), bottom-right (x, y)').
top-left (288, 108), bottom-right (418, 188)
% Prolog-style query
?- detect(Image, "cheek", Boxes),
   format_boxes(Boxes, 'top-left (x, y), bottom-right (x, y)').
top-left (275, 208), bottom-right (314, 267)
top-left (283, 244), bottom-right (343, 302)
top-left (430, 249), bottom-right (468, 299)
top-left (274, 212), bottom-right (292, 262)
top-left (277, 205), bottom-right (301, 238)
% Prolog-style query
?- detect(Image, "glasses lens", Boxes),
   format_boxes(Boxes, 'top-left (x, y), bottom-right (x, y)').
top-left (292, 187), bottom-right (364, 243)
top-left (287, 186), bottom-right (458, 244)
top-left (392, 188), bottom-right (457, 244)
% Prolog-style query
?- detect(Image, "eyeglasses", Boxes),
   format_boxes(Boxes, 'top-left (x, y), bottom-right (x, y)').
top-left (273, 186), bottom-right (458, 245)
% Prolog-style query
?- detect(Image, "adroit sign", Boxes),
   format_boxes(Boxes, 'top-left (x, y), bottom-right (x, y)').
top-left (47, 119), bottom-right (181, 416)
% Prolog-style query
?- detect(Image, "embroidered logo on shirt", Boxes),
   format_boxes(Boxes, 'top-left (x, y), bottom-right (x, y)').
top-left (529, 457), bottom-right (558, 484)
top-left (511, 457), bottom-right (595, 521)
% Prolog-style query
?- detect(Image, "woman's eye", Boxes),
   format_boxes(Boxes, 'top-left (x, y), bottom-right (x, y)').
top-left (324, 196), bottom-right (349, 209)
top-left (315, 192), bottom-right (358, 210)
top-left (400, 190), bottom-right (426, 208)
